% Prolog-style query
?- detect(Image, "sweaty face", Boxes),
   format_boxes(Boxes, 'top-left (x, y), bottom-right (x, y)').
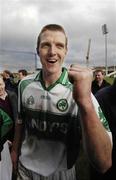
top-left (0, 78), bottom-right (5, 96)
top-left (38, 30), bottom-right (67, 76)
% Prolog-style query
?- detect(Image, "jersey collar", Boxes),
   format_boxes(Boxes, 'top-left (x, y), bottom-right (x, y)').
top-left (34, 68), bottom-right (68, 84)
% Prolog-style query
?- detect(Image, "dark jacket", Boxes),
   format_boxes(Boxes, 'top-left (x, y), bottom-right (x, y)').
top-left (90, 82), bottom-right (116, 180)
top-left (92, 79), bottom-right (110, 94)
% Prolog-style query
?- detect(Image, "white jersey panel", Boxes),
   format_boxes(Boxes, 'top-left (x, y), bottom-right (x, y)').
top-left (22, 81), bottom-right (77, 115)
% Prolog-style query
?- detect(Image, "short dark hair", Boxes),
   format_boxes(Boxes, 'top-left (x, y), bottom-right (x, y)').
top-left (36, 24), bottom-right (68, 54)
top-left (95, 69), bottom-right (104, 75)
top-left (18, 69), bottom-right (28, 76)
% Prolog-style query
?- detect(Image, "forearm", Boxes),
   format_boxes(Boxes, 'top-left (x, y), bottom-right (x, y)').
top-left (12, 123), bottom-right (23, 153)
top-left (11, 122), bottom-right (23, 171)
top-left (79, 100), bottom-right (112, 173)
top-left (68, 65), bottom-right (112, 172)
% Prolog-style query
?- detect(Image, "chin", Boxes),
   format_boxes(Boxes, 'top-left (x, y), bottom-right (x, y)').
top-left (47, 66), bottom-right (58, 73)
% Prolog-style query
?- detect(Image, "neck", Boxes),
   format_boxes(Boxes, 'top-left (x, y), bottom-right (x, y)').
top-left (42, 70), bottom-right (62, 87)
top-left (98, 80), bottom-right (103, 86)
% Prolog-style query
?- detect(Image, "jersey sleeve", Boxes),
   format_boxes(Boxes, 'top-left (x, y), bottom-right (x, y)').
top-left (91, 93), bottom-right (112, 143)
top-left (91, 93), bottom-right (110, 131)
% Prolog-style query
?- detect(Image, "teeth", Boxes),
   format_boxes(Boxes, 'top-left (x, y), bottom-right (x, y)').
top-left (48, 60), bottom-right (56, 63)
top-left (48, 59), bottom-right (55, 61)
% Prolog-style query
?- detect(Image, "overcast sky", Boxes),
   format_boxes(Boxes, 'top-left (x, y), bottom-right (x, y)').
top-left (0, 0), bottom-right (116, 72)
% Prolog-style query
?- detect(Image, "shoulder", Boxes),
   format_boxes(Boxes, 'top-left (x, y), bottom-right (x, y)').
top-left (103, 79), bottom-right (111, 86)
top-left (96, 86), bottom-right (113, 98)
top-left (95, 86), bottom-right (109, 99)
top-left (19, 73), bottom-right (37, 86)
top-left (95, 85), bottom-right (115, 105)
top-left (21, 73), bottom-right (37, 81)
top-left (19, 72), bottom-right (39, 93)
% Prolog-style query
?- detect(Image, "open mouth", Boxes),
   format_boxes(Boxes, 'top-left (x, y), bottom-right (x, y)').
top-left (47, 59), bottom-right (57, 63)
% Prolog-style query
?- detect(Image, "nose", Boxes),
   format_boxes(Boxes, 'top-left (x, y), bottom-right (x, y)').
top-left (48, 45), bottom-right (56, 55)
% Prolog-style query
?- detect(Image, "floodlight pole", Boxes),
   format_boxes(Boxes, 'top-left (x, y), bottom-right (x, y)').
top-left (102, 24), bottom-right (108, 76)
top-left (86, 39), bottom-right (91, 67)
top-left (105, 32), bottom-right (108, 75)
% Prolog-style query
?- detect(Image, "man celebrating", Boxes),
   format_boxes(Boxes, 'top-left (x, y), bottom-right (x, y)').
top-left (11, 24), bottom-right (112, 180)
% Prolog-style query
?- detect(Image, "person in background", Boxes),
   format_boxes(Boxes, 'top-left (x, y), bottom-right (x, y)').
top-left (91, 69), bottom-right (110, 94)
top-left (15, 69), bottom-right (28, 95)
top-left (11, 24), bottom-right (112, 180)
top-left (18, 69), bottom-right (28, 82)
top-left (90, 77), bottom-right (116, 180)
top-left (2, 70), bottom-right (16, 93)
top-left (0, 76), bottom-right (18, 180)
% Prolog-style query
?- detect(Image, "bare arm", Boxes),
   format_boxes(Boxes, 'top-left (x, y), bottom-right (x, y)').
top-left (68, 65), bottom-right (112, 173)
top-left (11, 122), bottom-right (23, 171)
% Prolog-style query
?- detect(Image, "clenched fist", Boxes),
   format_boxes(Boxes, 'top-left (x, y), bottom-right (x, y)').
top-left (68, 64), bottom-right (93, 105)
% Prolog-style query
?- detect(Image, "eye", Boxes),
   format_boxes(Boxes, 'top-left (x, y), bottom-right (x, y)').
top-left (56, 43), bottom-right (65, 49)
top-left (40, 42), bottom-right (50, 48)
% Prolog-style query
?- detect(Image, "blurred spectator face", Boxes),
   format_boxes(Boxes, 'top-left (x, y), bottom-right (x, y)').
top-left (19, 72), bottom-right (25, 80)
top-left (0, 78), bottom-right (5, 96)
top-left (18, 70), bottom-right (27, 80)
top-left (2, 72), bottom-right (8, 79)
top-left (95, 71), bottom-right (104, 82)
top-left (2, 71), bottom-right (10, 79)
